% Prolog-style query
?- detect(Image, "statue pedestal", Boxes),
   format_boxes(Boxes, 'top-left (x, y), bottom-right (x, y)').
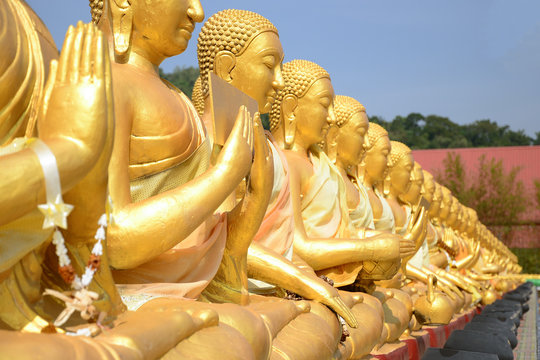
top-left (371, 341), bottom-right (409, 360)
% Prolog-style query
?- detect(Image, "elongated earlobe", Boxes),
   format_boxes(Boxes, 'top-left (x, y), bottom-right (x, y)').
top-left (282, 94), bottom-right (298, 150)
top-left (109, 0), bottom-right (133, 63)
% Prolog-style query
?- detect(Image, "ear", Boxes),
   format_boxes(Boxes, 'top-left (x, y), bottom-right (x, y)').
top-left (282, 94), bottom-right (298, 149)
top-left (214, 51), bottom-right (236, 82)
top-left (282, 94), bottom-right (298, 120)
top-left (109, 0), bottom-right (133, 63)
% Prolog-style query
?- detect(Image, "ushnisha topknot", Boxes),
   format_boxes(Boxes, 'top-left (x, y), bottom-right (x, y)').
top-left (89, 0), bottom-right (104, 24)
top-left (389, 141), bottom-right (412, 167)
top-left (191, 76), bottom-right (205, 117)
top-left (269, 59), bottom-right (331, 131)
top-left (333, 95), bottom-right (366, 128)
top-left (197, 9), bottom-right (278, 98)
top-left (366, 122), bottom-right (388, 149)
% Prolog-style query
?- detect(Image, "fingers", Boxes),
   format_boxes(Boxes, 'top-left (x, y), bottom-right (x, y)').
top-left (327, 297), bottom-right (358, 329)
top-left (58, 25), bottom-right (75, 82)
top-left (94, 27), bottom-right (105, 81)
top-left (81, 22), bottom-right (94, 78)
top-left (39, 59), bottom-right (58, 122)
top-left (68, 21), bottom-right (85, 83)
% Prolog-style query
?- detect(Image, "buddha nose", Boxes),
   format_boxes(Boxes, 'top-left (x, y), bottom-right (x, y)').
top-left (273, 64), bottom-right (285, 91)
top-left (363, 135), bottom-right (371, 150)
top-left (187, 0), bottom-right (205, 23)
top-left (327, 102), bottom-right (336, 125)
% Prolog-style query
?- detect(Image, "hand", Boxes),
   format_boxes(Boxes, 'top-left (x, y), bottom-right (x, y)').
top-left (402, 207), bottom-right (427, 259)
top-left (215, 105), bottom-right (254, 181)
top-left (367, 233), bottom-right (415, 261)
top-left (406, 207), bottom-right (428, 251)
top-left (312, 284), bottom-right (358, 328)
top-left (38, 22), bottom-right (110, 168)
top-left (247, 113), bottom-right (273, 193)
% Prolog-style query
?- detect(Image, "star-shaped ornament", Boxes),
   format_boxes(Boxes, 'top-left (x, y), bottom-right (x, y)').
top-left (38, 195), bottom-right (74, 229)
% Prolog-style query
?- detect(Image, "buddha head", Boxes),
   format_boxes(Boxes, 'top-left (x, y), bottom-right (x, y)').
top-left (362, 123), bottom-right (391, 186)
top-left (92, 0), bottom-right (204, 63)
top-left (438, 186), bottom-right (453, 221)
top-left (429, 183), bottom-right (443, 219)
top-left (421, 170), bottom-right (436, 204)
top-left (387, 141), bottom-right (414, 198)
top-left (445, 196), bottom-right (460, 227)
top-left (400, 161), bottom-right (424, 205)
top-left (191, 76), bottom-right (205, 117)
top-left (332, 95), bottom-right (368, 169)
top-left (269, 60), bottom-right (334, 150)
top-left (197, 9), bottom-right (283, 113)
top-left (466, 208), bottom-right (478, 237)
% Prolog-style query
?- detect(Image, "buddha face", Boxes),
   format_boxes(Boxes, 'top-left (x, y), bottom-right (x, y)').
top-left (364, 135), bottom-right (391, 182)
top-left (428, 185), bottom-right (442, 218)
top-left (402, 165), bottom-right (424, 204)
top-left (131, 0), bottom-right (204, 61)
top-left (446, 200), bottom-right (459, 226)
top-left (336, 112), bottom-right (369, 167)
top-left (422, 180), bottom-right (435, 204)
top-left (231, 32), bottom-right (284, 113)
top-left (295, 77), bottom-right (335, 147)
top-left (439, 191), bottom-right (452, 220)
top-left (389, 153), bottom-right (414, 196)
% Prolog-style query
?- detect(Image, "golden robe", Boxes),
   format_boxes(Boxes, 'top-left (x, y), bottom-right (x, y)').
top-left (300, 151), bottom-right (363, 287)
top-left (248, 136), bottom-right (295, 292)
top-left (112, 92), bottom-right (228, 309)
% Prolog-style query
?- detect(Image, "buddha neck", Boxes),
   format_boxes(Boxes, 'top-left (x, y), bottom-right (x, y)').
top-left (362, 170), bottom-right (378, 190)
top-left (126, 50), bottom-right (160, 76)
top-left (272, 123), bottom-right (310, 158)
top-left (99, 16), bottom-right (161, 75)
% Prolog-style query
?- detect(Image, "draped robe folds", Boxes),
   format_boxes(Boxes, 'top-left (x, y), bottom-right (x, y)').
top-left (112, 92), bottom-right (227, 310)
top-left (300, 151), bottom-right (363, 287)
top-left (349, 179), bottom-right (375, 231)
top-left (248, 136), bottom-right (295, 292)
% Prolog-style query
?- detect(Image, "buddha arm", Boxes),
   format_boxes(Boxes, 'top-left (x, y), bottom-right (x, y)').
top-left (247, 243), bottom-right (357, 328)
top-left (285, 153), bottom-right (400, 270)
top-left (106, 93), bottom-right (252, 270)
top-left (1, 24), bottom-right (110, 225)
top-left (0, 140), bottom-right (100, 226)
top-left (225, 117), bottom-right (273, 257)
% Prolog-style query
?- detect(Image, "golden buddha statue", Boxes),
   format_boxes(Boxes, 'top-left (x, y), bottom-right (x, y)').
top-left (0, 0), bottom-right (128, 334)
top-left (269, 64), bottom-right (416, 348)
top-left (1, 3), bottom-right (258, 357)
top-left (361, 123), bottom-right (395, 233)
top-left (195, 8), bottom-right (357, 325)
top-left (95, 2), bottom-right (349, 358)
top-left (268, 60), bottom-right (413, 286)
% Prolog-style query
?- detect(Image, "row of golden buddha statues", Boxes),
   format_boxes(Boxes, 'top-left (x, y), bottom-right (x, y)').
top-left (0, 1), bottom-right (524, 359)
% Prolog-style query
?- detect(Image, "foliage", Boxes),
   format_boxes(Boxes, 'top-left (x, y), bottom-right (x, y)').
top-left (159, 66), bottom-right (199, 98)
top-left (534, 132), bottom-right (540, 145)
top-left (436, 152), bottom-right (530, 242)
top-left (370, 114), bottom-right (536, 149)
top-left (510, 248), bottom-right (540, 274)
top-left (534, 179), bottom-right (540, 209)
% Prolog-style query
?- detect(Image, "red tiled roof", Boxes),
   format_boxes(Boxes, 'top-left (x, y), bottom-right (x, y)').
top-left (412, 145), bottom-right (540, 223)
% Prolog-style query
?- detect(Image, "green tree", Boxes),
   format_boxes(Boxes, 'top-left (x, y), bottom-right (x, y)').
top-left (159, 66), bottom-right (199, 98)
top-left (534, 132), bottom-right (540, 145)
top-left (436, 153), bottom-right (530, 243)
top-left (534, 179), bottom-right (540, 209)
top-left (370, 113), bottom-right (534, 149)
top-left (463, 119), bottom-right (532, 147)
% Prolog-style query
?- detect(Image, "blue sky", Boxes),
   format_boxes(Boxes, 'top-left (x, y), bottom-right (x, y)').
top-left (27, 1), bottom-right (540, 137)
